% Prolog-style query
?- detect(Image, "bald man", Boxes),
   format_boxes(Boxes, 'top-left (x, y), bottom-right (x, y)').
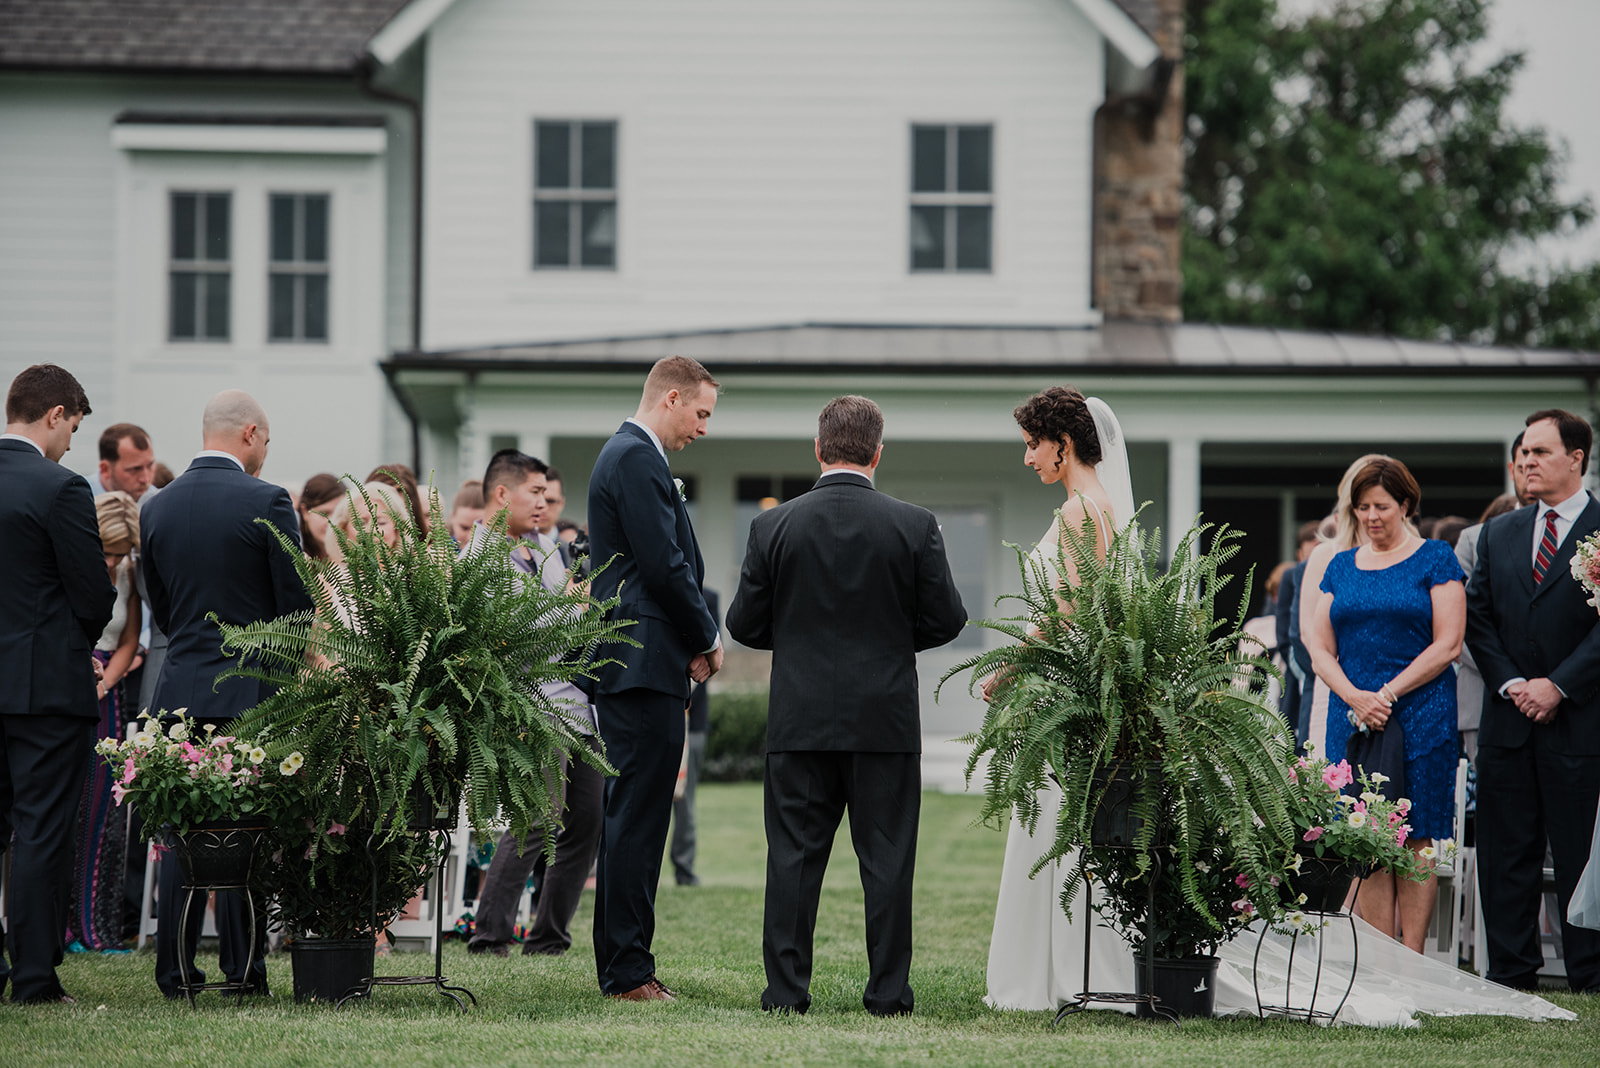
top-left (141, 390), bottom-right (313, 999)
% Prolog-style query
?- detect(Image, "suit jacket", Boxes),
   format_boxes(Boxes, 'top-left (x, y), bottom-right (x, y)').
top-left (726, 472), bottom-right (967, 753)
top-left (1465, 496), bottom-right (1600, 753)
top-left (1454, 522), bottom-right (1486, 733)
top-left (140, 456), bottom-right (313, 719)
top-left (587, 422), bottom-right (719, 699)
top-left (0, 439), bottom-right (116, 718)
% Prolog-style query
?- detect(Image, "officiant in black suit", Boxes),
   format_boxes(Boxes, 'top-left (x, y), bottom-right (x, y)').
top-left (141, 389), bottom-right (313, 998)
top-left (0, 365), bottom-right (115, 1004)
top-left (1466, 408), bottom-right (1600, 993)
top-left (587, 356), bottom-right (723, 1002)
top-left (727, 395), bottom-right (966, 1016)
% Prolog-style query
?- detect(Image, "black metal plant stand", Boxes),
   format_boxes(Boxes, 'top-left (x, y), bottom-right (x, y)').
top-left (1053, 848), bottom-right (1179, 1027)
top-left (1252, 877), bottom-right (1363, 1025)
top-left (172, 825), bottom-right (266, 1008)
top-left (336, 820), bottom-right (477, 1012)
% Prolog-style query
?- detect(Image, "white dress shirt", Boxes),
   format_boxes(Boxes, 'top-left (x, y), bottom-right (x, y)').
top-left (195, 449), bottom-right (247, 472)
top-left (1531, 487), bottom-right (1591, 571)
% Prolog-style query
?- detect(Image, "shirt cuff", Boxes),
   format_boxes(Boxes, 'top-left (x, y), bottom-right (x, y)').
top-left (1498, 677), bottom-right (1528, 698)
top-left (702, 634), bottom-right (721, 655)
top-left (1553, 680), bottom-right (1569, 699)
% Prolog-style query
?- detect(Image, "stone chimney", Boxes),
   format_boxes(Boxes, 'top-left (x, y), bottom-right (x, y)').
top-left (1092, 0), bottom-right (1184, 323)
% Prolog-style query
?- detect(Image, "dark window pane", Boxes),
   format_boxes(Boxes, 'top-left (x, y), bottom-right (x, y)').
top-left (203, 272), bottom-right (230, 340)
top-left (269, 273), bottom-right (295, 339)
top-left (581, 201), bottom-right (616, 267)
top-left (779, 476), bottom-right (812, 502)
top-left (912, 126), bottom-right (946, 192)
top-left (172, 194), bottom-right (197, 261)
top-left (736, 476), bottom-right (774, 502)
top-left (909, 205), bottom-right (946, 270)
top-left (581, 122), bottom-right (615, 189)
top-left (303, 195), bottom-right (329, 262)
top-left (270, 195), bottom-right (296, 262)
top-left (956, 206), bottom-right (991, 270)
top-left (204, 194), bottom-right (230, 261)
top-left (303, 274), bottom-right (328, 340)
top-left (536, 122), bottom-right (571, 188)
top-left (535, 200), bottom-right (571, 266)
top-left (170, 271), bottom-right (197, 338)
top-left (957, 126), bottom-right (991, 192)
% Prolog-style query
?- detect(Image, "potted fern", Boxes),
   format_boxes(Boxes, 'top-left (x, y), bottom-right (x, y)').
top-left (944, 513), bottom-right (1297, 1010)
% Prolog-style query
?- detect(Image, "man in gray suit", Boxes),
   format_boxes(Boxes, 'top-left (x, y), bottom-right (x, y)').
top-left (728, 395), bottom-right (966, 1017)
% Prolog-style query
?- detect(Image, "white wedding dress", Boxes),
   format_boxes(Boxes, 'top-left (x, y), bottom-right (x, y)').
top-left (982, 398), bottom-right (1575, 1028)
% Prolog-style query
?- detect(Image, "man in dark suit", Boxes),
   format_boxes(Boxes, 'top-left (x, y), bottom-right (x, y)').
top-left (141, 389), bottom-right (312, 998)
top-left (1466, 408), bottom-right (1600, 993)
top-left (0, 365), bottom-right (115, 1004)
top-left (727, 395), bottom-right (966, 1016)
top-left (587, 356), bottom-right (723, 1002)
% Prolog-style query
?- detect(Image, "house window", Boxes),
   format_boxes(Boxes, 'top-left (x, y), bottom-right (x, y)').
top-left (268, 193), bottom-right (330, 342)
top-left (534, 121), bottom-right (617, 269)
top-left (169, 191), bottom-right (231, 340)
top-left (909, 124), bottom-right (992, 272)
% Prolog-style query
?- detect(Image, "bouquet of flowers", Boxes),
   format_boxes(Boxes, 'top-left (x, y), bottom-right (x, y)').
top-left (1571, 531), bottom-right (1600, 613)
top-left (1284, 744), bottom-right (1453, 883)
top-left (96, 709), bottom-right (304, 833)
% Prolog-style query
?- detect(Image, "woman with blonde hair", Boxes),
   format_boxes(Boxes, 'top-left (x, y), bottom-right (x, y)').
top-left (68, 491), bottom-right (142, 952)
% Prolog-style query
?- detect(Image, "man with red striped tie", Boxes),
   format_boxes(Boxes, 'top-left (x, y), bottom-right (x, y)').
top-left (1466, 408), bottom-right (1600, 993)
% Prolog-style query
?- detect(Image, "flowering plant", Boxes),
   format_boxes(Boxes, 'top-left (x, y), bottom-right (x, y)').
top-left (1284, 744), bottom-right (1451, 882)
top-left (1571, 531), bottom-right (1600, 614)
top-left (96, 709), bottom-right (304, 834)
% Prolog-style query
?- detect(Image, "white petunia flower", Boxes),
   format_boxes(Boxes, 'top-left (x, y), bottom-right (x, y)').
top-left (168, 722), bottom-right (188, 741)
top-left (1348, 810), bottom-right (1368, 828)
top-left (248, 747), bottom-right (267, 765)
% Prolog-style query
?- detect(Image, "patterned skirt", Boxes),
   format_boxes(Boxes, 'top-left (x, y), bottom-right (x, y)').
top-left (67, 649), bottom-right (128, 951)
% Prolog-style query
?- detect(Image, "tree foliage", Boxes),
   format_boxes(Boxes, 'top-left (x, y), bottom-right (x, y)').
top-left (1184, 0), bottom-right (1600, 348)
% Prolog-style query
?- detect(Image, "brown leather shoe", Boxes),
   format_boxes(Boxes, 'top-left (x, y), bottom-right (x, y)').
top-left (609, 977), bottom-right (676, 1002)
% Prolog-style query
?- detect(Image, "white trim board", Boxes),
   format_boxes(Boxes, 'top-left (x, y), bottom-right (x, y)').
top-left (111, 125), bottom-right (388, 155)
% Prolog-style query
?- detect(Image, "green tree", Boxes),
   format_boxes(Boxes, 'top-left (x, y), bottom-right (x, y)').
top-left (1183, 0), bottom-right (1600, 348)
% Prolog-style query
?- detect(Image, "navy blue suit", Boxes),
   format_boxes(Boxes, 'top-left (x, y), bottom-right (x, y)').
top-left (587, 421), bottom-right (718, 994)
top-left (140, 454), bottom-right (313, 996)
top-left (1466, 496), bottom-right (1600, 991)
top-left (0, 438), bottom-right (116, 1001)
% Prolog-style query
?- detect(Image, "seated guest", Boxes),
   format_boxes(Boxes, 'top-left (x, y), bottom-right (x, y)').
top-left (295, 473), bottom-right (344, 561)
top-left (365, 463), bottom-right (429, 537)
top-left (449, 480), bottom-right (485, 546)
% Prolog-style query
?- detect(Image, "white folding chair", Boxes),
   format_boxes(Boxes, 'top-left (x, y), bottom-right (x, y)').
top-left (1424, 757), bottom-right (1469, 964)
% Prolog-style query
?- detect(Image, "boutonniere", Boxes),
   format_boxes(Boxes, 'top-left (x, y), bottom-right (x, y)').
top-left (674, 477), bottom-right (686, 502)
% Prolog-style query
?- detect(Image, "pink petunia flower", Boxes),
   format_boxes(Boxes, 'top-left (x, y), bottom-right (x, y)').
top-left (1232, 898), bottom-right (1254, 915)
top-left (327, 823), bottom-right (347, 836)
top-left (111, 783), bottom-right (127, 805)
top-left (1302, 827), bottom-right (1324, 842)
top-left (1234, 873), bottom-right (1252, 889)
top-left (122, 757), bottom-right (137, 785)
top-left (1322, 762), bottom-right (1353, 790)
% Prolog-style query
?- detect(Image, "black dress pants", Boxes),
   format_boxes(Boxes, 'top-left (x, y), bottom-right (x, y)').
top-left (762, 750), bottom-right (920, 1016)
top-left (592, 687), bottom-right (685, 994)
top-left (0, 713), bottom-right (94, 1002)
top-left (1477, 736), bottom-right (1600, 992)
top-left (154, 716), bottom-right (268, 998)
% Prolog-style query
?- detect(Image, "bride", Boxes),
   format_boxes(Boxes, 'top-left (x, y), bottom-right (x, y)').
top-left (981, 386), bottom-right (1575, 1027)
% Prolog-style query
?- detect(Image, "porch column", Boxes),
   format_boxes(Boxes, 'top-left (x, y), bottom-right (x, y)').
top-left (1168, 436), bottom-right (1200, 536)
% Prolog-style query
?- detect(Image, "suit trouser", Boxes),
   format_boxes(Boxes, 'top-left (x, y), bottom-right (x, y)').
top-left (0, 713), bottom-right (94, 1002)
top-left (670, 730), bottom-right (707, 884)
top-left (154, 716), bottom-right (268, 997)
top-left (762, 751), bottom-right (920, 1016)
top-left (468, 736), bottom-right (604, 955)
top-left (1477, 736), bottom-right (1600, 992)
top-left (592, 687), bottom-right (686, 994)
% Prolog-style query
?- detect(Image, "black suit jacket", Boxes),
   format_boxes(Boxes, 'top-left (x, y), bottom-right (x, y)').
top-left (587, 422), bottom-right (719, 700)
top-left (726, 472), bottom-right (967, 753)
top-left (140, 456), bottom-right (313, 719)
top-left (1465, 496), bottom-right (1600, 753)
top-left (0, 439), bottom-right (115, 719)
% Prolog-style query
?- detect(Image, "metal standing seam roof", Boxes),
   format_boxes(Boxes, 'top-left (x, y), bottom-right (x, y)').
top-left (384, 321), bottom-right (1600, 374)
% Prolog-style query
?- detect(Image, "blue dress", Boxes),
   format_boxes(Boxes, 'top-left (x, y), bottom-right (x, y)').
top-left (1322, 539), bottom-right (1464, 841)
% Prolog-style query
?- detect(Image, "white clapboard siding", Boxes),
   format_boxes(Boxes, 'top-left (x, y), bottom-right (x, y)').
top-left (421, 0), bottom-right (1106, 349)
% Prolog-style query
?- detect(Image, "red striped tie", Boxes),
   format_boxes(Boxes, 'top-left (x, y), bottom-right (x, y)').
top-left (1534, 509), bottom-right (1559, 585)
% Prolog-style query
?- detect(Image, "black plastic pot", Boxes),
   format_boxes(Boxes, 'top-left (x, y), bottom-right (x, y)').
top-left (290, 936), bottom-right (377, 1003)
top-left (1281, 853), bottom-right (1360, 913)
top-left (1134, 954), bottom-right (1219, 1019)
top-left (1090, 762), bottom-right (1164, 847)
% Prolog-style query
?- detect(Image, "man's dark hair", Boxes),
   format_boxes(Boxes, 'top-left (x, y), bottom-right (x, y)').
top-left (482, 449), bottom-right (548, 498)
top-left (1526, 408), bottom-right (1593, 475)
top-left (817, 395), bottom-right (884, 467)
top-left (98, 422), bottom-right (151, 464)
top-left (544, 466), bottom-right (563, 488)
top-left (6, 364), bottom-right (91, 424)
top-left (1296, 520), bottom-right (1321, 547)
top-left (1511, 430), bottom-right (1525, 459)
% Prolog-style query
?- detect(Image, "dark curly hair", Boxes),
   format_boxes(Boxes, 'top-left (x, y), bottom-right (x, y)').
top-left (1013, 386), bottom-right (1101, 468)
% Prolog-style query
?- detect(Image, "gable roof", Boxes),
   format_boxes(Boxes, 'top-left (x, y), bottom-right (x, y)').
top-left (0, 0), bottom-right (409, 74)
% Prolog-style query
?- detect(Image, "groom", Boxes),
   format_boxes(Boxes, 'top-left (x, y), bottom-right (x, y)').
top-left (727, 395), bottom-right (966, 1016)
top-left (587, 356), bottom-right (723, 1002)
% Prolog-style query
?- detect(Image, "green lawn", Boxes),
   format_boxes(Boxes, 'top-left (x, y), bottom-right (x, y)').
top-left (4, 783), bottom-right (1595, 1066)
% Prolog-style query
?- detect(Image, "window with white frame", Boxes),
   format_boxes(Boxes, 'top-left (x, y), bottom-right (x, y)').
top-left (268, 192), bottom-right (330, 342)
top-left (533, 120), bottom-right (617, 269)
top-left (169, 191), bottom-right (232, 340)
top-left (909, 124), bottom-right (993, 272)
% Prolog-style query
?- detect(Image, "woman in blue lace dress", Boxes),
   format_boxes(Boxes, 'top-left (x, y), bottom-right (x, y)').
top-left (1310, 457), bottom-right (1466, 953)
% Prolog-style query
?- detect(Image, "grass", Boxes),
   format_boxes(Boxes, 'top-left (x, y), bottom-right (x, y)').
top-left (4, 784), bottom-right (1596, 1066)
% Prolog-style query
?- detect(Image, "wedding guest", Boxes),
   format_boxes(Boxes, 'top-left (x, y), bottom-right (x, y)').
top-left (1466, 409), bottom-right (1600, 993)
top-left (1453, 490), bottom-right (1530, 765)
top-left (1433, 516), bottom-right (1470, 550)
top-left (671, 590), bottom-right (718, 887)
top-left (93, 424), bottom-right (157, 502)
top-left (150, 462), bottom-right (174, 490)
top-left (67, 492), bottom-right (142, 954)
top-left (366, 463), bottom-right (429, 536)
top-left (1277, 521), bottom-right (1321, 736)
top-left (1311, 457), bottom-right (1464, 953)
top-left (296, 473), bottom-right (344, 561)
top-left (0, 364), bottom-right (115, 1003)
top-left (448, 480), bottom-right (485, 546)
top-left (1240, 564), bottom-right (1288, 707)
